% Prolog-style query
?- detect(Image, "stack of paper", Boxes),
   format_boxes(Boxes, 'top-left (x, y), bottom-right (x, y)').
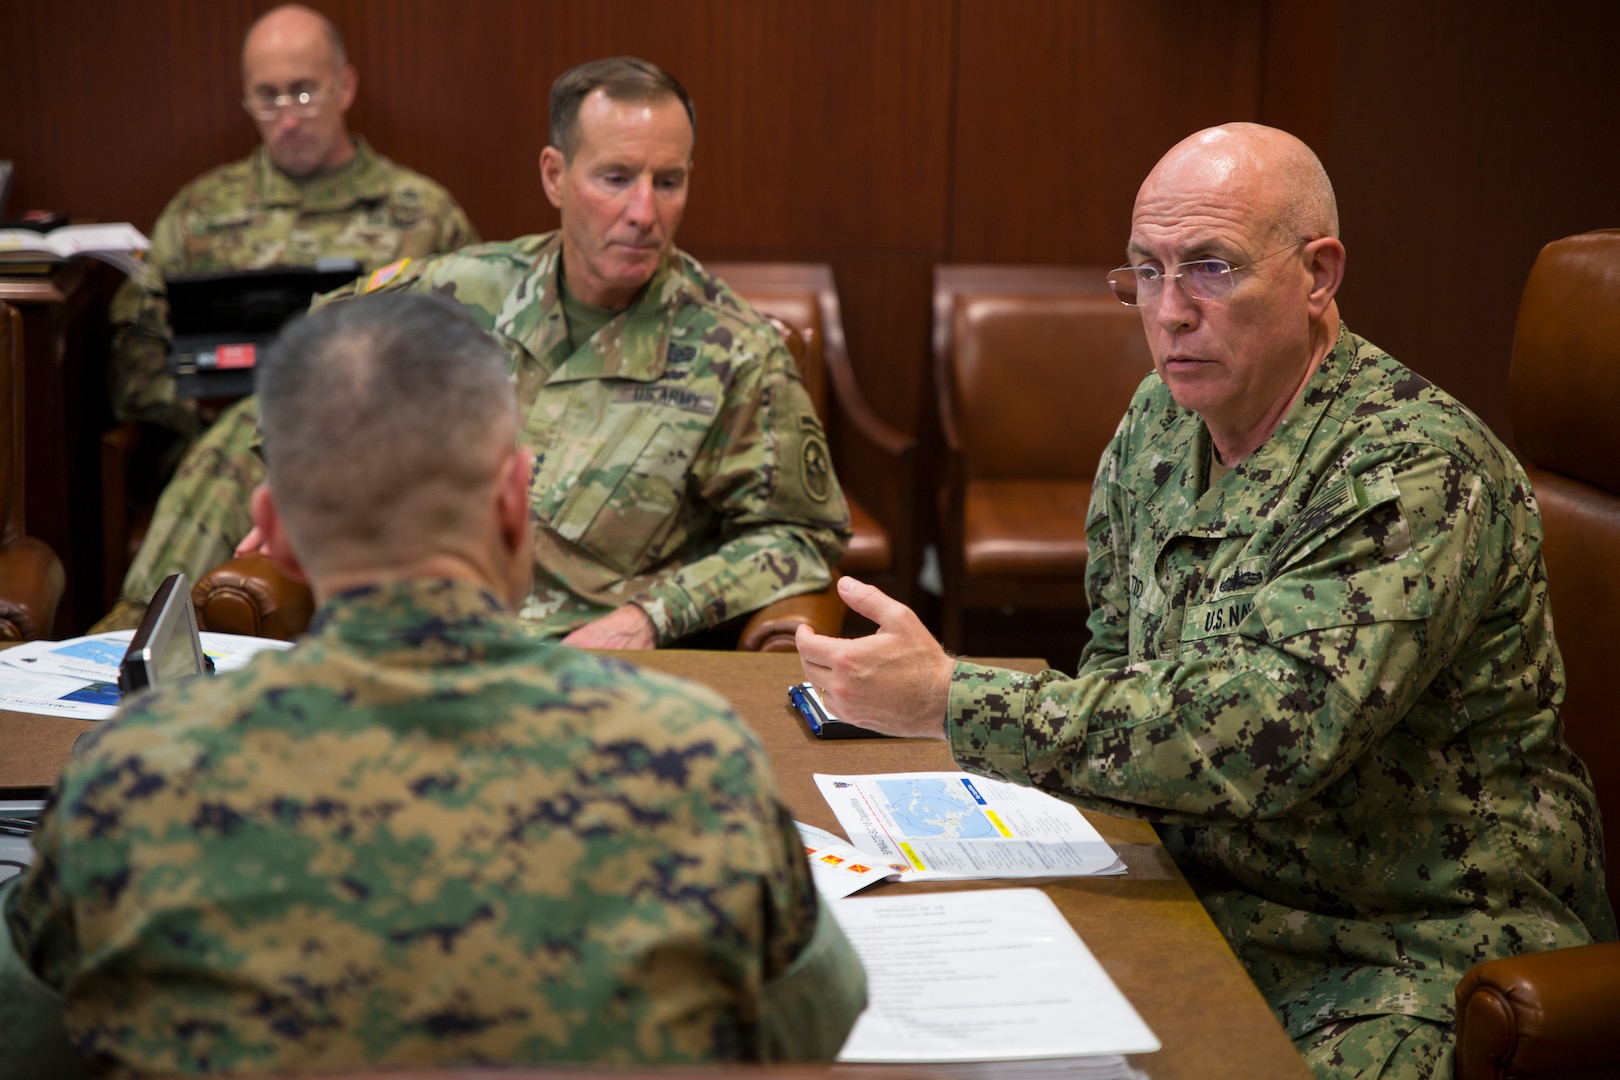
top-left (816, 771), bottom-right (1124, 880)
top-left (833, 888), bottom-right (1158, 1073)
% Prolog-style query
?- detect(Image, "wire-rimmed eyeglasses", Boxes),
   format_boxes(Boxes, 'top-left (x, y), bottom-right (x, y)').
top-left (1107, 241), bottom-right (1309, 306)
top-left (242, 85), bottom-right (333, 123)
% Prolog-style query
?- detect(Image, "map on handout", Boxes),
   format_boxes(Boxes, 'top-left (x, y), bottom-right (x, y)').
top-left (814, 771), bottom-right (1125, 880)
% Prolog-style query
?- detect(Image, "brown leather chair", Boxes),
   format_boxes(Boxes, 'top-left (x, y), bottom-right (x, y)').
top-left (194, 310), bottom-right (849, 652)
top-left (931, 265), bottom-right (1152, 651)
top-left (1452, 229), bottom-right (1620, 1080)
top-left (0, 301), bottom-right (65, 641)
top-left (712, 262), bottom-right (918, 606)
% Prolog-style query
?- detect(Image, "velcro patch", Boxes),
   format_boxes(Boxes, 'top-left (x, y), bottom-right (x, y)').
top-left (612, 385), bottom-right (716, 415)
top-left (1182, 592), bottom-right (1258, 642)
top-left (800, 415), bottom-right (832, 503)
top-left (365, 258), bottom-right (410, 293)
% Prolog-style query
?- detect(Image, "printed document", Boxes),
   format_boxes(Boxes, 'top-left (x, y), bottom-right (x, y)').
top-left (0, 631), bottom-right (291, 719)
top-left (832, 888), bottom-right (1160, 1063)
top-left (815, 771), bottom-right (1124, 880)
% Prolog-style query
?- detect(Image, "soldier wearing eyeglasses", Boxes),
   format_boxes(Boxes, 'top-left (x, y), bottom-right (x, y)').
top-left (799, 123), bottom-right (1615, 1079)
top-left (107, 3), bottom-right (476, 440)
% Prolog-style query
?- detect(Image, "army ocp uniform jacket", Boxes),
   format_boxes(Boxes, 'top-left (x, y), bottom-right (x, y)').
top-left (106, 233), bottom-right (850, 645)
top-left (109, 138), bottom-right (477, 433)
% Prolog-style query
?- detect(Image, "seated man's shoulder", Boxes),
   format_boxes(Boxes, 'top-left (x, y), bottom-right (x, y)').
top-left (543, 648), bottom-right (766, 752)
top-left (161, 153), bottom-right (261, 218)
top-left (366, 148), bottom-right (460, 207)
top-left (666, 252), bottom-right (791, 356)
top-left (1336, 330), bottom-right (1523, 488)
top-left (337, 235), bottom-right (550, 311)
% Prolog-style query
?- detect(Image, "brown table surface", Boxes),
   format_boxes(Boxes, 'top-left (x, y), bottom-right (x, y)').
top-left (0, 650), bottom-right (1310, 1080)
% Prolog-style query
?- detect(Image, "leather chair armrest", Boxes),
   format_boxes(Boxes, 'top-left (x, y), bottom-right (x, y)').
top-left (1455, 940), bottom-right (1620, 1080)
top-left (0, 538), bottom-right (65, 642)
top-left (736, 579), bottom-right (847, 653)
top-left (192, 553), bottom-right (314, 642)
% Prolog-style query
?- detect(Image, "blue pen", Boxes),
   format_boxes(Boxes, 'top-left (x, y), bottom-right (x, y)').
top-left (788, 683), bottom-right (825, 735)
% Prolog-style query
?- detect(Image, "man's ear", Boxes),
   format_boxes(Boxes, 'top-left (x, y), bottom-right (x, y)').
top-left (336, 63), bottom-right (358, 115)
top-left (539, 146), bottom-right (566, 210)
top-left (495, 448), bottom-right (535, 555)
top-left (1304, 236), bottom-right (1346, 319)
top-left (249, 484), bottom-right (309, 585)
top-left (494, 447), bottom-right (535, 609)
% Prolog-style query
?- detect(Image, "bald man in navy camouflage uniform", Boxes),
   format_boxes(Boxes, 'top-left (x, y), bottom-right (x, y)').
top-left (798, 124), bottom-right (1614, 1079)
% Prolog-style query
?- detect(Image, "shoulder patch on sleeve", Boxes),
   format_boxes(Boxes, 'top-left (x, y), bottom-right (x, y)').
top-left (365, 258), bottom-right (410, 293)
top-left (799, 415), bottom-right (833, 504)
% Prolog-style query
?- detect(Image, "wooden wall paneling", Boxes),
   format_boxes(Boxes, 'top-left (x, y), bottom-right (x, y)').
top-left (1324, 0), bottom-right (1620, 444)
top-left (334, 0), bottom-right (550, 244)
top-left (1257, 0), bottom-right (1341, 166)
top-left (1, 1), bottom-right (260, 231)
top-left (949, 0), bottom-right (1267, 266)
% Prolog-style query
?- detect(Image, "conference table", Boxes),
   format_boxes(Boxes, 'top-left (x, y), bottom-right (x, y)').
top-left (0, 649), bottom-right (1311, 1080)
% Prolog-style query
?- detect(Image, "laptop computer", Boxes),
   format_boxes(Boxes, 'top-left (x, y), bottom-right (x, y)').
top-left (165, 259), bottom-right (362, 398)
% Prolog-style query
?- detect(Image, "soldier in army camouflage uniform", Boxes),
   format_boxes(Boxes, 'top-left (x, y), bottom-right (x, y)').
top-left (1, 293), bottom-right (866, 1078)
top-left (109, 3), bottom-right (476, 437)
top-left (98, 57), bottom-right (849, 649)
top-left (798, 124), bottom-right (1615, 1079)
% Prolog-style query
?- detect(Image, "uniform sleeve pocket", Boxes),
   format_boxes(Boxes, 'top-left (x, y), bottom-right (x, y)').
top-left (1256, 464), bottom-right (1434, 639)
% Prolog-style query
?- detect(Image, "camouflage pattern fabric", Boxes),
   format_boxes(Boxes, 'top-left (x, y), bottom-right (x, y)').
top-left (1297, 1014), bottom-right (1452, 1080)
top-left (4, 579), bottom-right (865, 1075)
top-left (103, 232), bottom-right (850, 644)
top-left (946, 325), bottom-right (1616, 1071)
top-left (108, 138), bottom-right (477, 434)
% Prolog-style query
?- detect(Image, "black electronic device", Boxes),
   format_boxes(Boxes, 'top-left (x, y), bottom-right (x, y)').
top-left (118, 573), bottom-right (214, 695)
top-left (165, 259), bottom-right (362, 399)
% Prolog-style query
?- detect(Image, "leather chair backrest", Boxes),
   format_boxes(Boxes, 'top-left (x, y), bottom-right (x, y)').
top-left (1, 302), bottom-right (21, 545)
top-left (727, 285), bottom-right (828, 421)
top-left (946, 291), bottom-right (1151, 480)
top-left (1508, 228), bottom-right (1620, 902)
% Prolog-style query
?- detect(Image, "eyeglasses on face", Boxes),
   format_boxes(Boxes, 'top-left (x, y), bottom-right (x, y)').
top-left (242, 85), bottom-right (332, 122)
top-left (1106, 240), bottom-right (1309, 306)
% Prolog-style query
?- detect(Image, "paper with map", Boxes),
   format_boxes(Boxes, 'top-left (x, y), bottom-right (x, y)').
top-left (814, 772), bottom-right (1124, 880)
top-left (832, 888), bottom-right (1159, 1063)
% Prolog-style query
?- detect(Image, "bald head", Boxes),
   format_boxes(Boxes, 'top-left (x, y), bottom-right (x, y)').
top-left (1141, 123), bottom-right (1338, 247)
top-left (243, 4), bottom-right (346, 71)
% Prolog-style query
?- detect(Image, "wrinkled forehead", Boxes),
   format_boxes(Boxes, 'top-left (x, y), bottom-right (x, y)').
top-left (1130, 146), bottom-right (1272, 250)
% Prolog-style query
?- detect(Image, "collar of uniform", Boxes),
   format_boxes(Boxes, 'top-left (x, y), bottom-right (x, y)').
top-left (1127, 323), bottom-right (1358, 542)
top-left (307, 577), bottom-right (513, 653)
top-left (507, 239), bottom-right (677, 386)
top-left (249, 136), bottom-right (386, 212)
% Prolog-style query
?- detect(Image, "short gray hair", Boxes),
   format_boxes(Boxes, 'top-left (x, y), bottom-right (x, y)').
top-left (257, 293), bottom-right (516, 566)
top-left (1268, 140), bottom-right (1340, 244)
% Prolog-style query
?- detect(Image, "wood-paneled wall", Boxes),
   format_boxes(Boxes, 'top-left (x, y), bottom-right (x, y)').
top-left (4, 0), bottom-right (1617, 569)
